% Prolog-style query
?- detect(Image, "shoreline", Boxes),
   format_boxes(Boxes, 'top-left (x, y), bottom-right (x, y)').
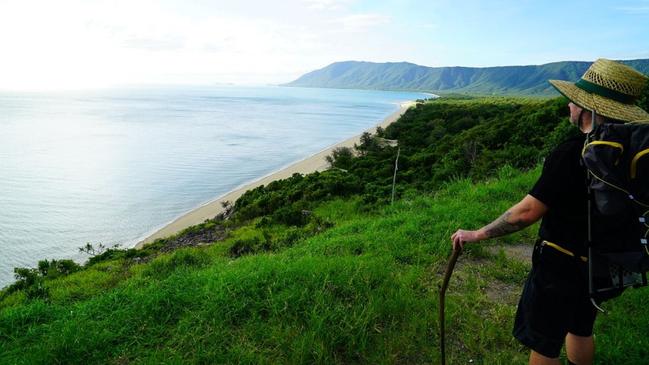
top-left (135, 101), bottom-right (415, 248)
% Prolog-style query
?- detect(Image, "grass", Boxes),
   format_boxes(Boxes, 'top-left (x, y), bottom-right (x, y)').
top-left (1, 165), bottom-right (647, 364)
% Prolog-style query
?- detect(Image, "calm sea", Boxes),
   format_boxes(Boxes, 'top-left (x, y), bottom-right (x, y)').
top-left (0, 85), bottom-right (430, 287)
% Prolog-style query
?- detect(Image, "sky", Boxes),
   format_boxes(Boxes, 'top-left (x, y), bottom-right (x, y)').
top-left (0, 0), bottom-right (648, 90)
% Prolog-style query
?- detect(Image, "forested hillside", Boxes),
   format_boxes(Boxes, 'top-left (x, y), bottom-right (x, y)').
top-left (284, 59), bottom-right (649, 96)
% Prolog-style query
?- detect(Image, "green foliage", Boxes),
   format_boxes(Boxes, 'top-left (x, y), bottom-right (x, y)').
top-left (37, 259), bottom-right (81, 278)
top-left (354, 98), bottom-right (567, 189)
top-left (9, 268), bottom-right (47, 300)
top-left (229, 236), bottom-right (268, 257)
top-left (325, 146), bottom-right (353, 170)
top-left (4, 259), bottom-right (82, 300)
top-left (234, 170), bottom-right (363, 223)
top-left (230, 216), bottom-right (334, 258)
top-left (638, 81), bottom-right (649, 113)
top-left (271, 204), bottom-right (310, 226)
top-left (0, 164), bottom-right (644, 364)
top-left (355, 131), bottom-right (382, 155)
top-left (79, 242), bottom-right (154, 267)
top-left (0, 168), bottom-right (538, 364)
top-left (5, 167), bottom-right (645, 363)
top-left (231, 97), bottom-right (572, 227)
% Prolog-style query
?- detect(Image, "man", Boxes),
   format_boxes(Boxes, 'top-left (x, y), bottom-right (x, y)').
top-left (451, 59), bottom-right (649, 365)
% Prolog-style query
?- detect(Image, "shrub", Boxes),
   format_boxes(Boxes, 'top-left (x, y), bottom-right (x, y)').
top-left (7, 268), bottom-right (46, 300)
top-left (271, 205), bottom-right (309, 226)
top-left (229, 237), bottom-right (265, 258)
top-left (325, 147), bottom-right (354, 170)
top-left (4, 259), bottom-right (83, 300)
top-left (37, 259), bottom-right (81, 278)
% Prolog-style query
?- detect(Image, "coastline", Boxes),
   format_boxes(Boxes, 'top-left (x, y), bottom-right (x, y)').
top-left (135, 101), bottom-right (415, 248)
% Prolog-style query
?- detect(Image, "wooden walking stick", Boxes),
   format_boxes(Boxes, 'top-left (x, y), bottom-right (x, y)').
top-left (440, 247), bottom-right (462, 365)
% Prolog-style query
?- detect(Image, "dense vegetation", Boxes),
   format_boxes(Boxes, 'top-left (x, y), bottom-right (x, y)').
top-left (231, 97), bottom-right (576, 225)
top-left (1, 95), bottom-right (648, 364)
top-left (284, 59), bottom-right (649, 96)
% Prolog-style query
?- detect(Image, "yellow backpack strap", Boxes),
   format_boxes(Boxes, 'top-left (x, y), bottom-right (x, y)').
top-left (542, 240), bottom-right (588, 262)
top-left (581, 140), bottom-right (624, 156)
top-left (631, 148), bottom-right (649, 179)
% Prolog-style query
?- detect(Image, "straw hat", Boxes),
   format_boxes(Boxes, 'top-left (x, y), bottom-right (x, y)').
top-left (549, 58), bottom-right (649, 122)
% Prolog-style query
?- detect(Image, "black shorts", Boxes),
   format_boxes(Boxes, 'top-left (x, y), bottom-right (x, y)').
top-left (513, 242), bottom-right (598, 358)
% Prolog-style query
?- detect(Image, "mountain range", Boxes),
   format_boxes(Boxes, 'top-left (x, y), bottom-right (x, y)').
top-left (283, 59), bottom-right (649, 96)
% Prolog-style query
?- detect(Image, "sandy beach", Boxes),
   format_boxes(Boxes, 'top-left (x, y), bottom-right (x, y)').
top-left (136, 101), bottom-right (415, 248)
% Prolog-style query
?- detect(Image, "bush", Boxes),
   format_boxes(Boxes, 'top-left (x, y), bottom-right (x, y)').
top-left (272, 205), bottom-right (309, 226)
top-left (4, 259), bottom-right (82, 300)
top-left (37, 259), bottom-right (81, 278)
top-left (325, 147), bottom-right (354, 170)
top-left (10, 268), bottom-right (46, 299)
top-left (229, 237), bottom-right (266, 258)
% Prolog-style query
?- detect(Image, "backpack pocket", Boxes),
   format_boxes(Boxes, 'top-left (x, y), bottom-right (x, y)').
top-left (628, 122), bottom-right (649, 205)
top-left (630, 148), bottom-right (649, 204)
top-left (583, 140), bottom-right (629, 216)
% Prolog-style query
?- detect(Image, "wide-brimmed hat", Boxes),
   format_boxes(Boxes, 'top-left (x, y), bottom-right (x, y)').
top-left (549, 58), bottom-right (649, 122)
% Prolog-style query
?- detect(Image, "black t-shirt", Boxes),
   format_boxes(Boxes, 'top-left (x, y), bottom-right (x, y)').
top-left (529, 135), bottom-right (588, 256)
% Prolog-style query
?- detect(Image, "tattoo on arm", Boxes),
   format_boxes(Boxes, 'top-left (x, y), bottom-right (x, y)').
top-left (483, 211), bottom-right (530, 239)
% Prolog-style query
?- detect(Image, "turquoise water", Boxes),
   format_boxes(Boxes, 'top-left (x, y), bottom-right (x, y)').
top-left (0, 85), bottom-right (429, 287)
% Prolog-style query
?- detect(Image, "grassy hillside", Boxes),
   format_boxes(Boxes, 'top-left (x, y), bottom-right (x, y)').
top-left (2, 96), bottom-right (648, 364)
top-left (283, 59), bottom-right (649, 96)
top-left (1, 167), bottom-right (647, 364)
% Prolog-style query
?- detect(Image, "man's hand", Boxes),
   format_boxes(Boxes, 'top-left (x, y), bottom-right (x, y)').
top-left (451, 229), bottom-right (485, 251)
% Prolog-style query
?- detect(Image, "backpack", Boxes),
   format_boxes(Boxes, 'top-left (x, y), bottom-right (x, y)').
top-left (581, 120), bottom-right (649, 300)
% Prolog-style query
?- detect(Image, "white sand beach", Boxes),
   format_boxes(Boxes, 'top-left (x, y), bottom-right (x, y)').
top-left (136, 101), bottom-right (415, 248)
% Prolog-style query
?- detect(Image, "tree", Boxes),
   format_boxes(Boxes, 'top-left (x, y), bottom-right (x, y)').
top-left (325, 147), bottom-right (354, 170)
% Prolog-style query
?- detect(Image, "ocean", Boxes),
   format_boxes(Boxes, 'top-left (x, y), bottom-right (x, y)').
top-left (0, 85), bottom-right (430, 287)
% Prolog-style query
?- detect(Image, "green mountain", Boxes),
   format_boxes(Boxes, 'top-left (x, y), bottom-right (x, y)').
top-left (283, 59), bottom-right (649, 95)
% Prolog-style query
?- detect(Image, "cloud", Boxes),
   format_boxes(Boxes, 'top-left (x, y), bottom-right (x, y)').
top-left (302, 0), bottom-right (353, 10)
top-left (615, 0), bottom-right (649, 14)
top-left (122, 36), bottom-right (185, 51)
top-left (331, 13), bottom-right (391, 31)
top-left (419, 22), bottom-right (439, 30)
top-left (616, 6), bottom-right (649, 14)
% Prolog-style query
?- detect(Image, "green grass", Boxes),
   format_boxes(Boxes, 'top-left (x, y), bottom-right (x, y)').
top-left (1, 165), bottom-right (647, 364)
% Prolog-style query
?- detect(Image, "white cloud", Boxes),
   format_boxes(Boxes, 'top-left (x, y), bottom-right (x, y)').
top-left (615, 0), bottom-right (649, 14)
top-left (302, 0), bottom-right (354, 10)
top-left (419, 22), bottom-right (439, 30)
top-left (0, 0), bottom-right (395, 90)
top-left (331, 13), bottom-right (392, 31)
top-left (616, 6), bottom-right (649, 14)
top-left (0, 0), bottom-right (646, 90)
top-left (121, 36), bottom-right (186, 51)
top-left (0, 0), bottom-right (328, 89)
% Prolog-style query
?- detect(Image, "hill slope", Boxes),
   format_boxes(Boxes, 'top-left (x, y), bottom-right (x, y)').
top-left (2, 97), bottom-right (648, 364)
top-left (2, 167), bottom-right (647, 364)
top-left (283, 59), bottom-right (649, 95)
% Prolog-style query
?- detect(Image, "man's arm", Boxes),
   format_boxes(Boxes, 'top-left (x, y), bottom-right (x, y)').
top-left (450, 194), bottom-right (548, 250)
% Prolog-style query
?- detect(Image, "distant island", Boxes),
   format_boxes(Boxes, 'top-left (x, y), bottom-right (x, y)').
top-left (283, 59), bottom-right (649, 96)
